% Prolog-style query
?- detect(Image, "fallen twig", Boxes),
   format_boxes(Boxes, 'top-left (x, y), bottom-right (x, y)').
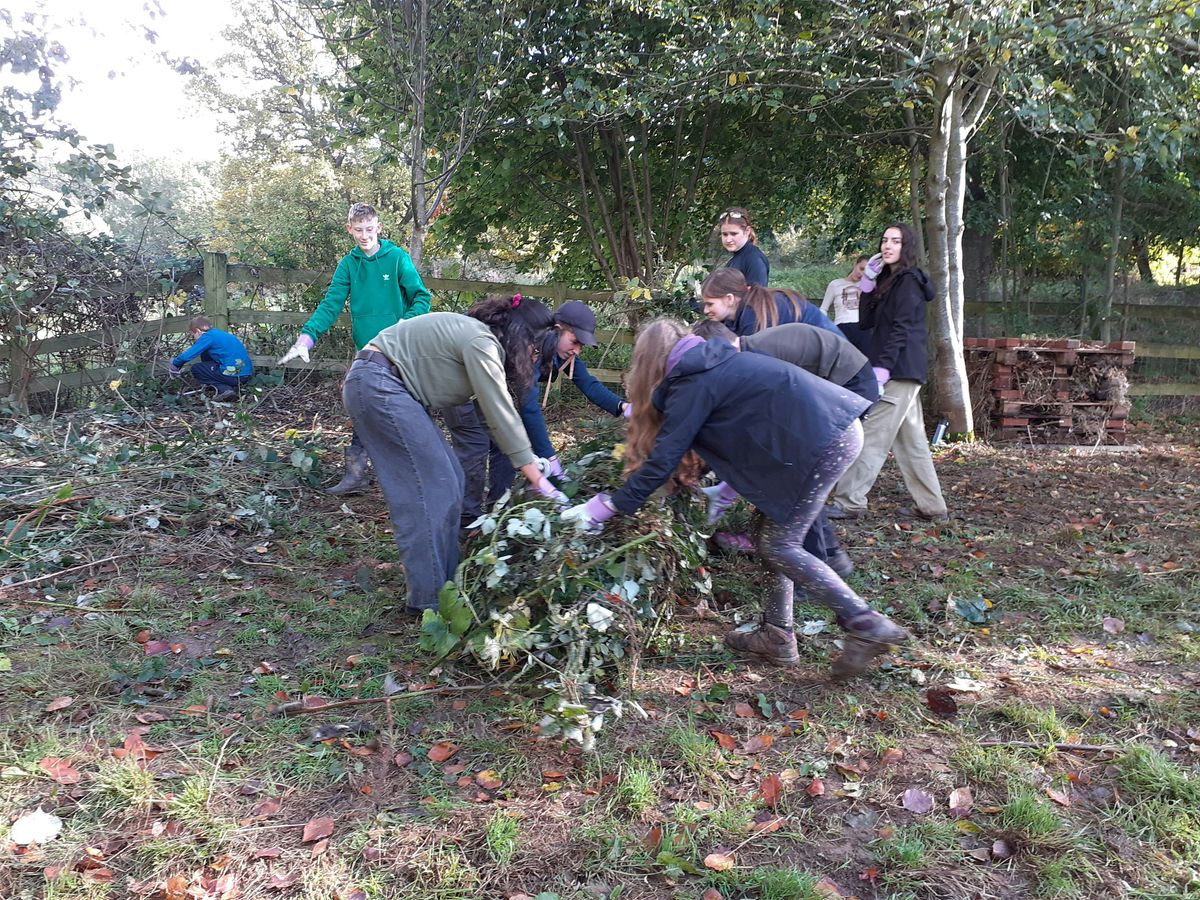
top-left (272, 684), bottom-right (491, 717)
top-left (978, 740), bottom-right (1119, 753)
top-left (0, 554), bottom-right (132, 595)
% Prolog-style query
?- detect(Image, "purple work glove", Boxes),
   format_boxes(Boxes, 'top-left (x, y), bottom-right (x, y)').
top-left (167, 362), bottom-right (183, 379)
top-left (859, 254), bottom-right (884, 294)
top-left (621, 402), bottom-right (633, 419)
top-left (533, 477), bottom-right (568, 505)
top-left (278, 333), bottom-right (314, 365)
top-left (561, 493), bottom-right (618, 533)
top-left (873, 366), bottom-right (891, 391)
top-left (546, 455), bottom-right (565, 478)
top-left (700, 481), bottom-right (740, 526)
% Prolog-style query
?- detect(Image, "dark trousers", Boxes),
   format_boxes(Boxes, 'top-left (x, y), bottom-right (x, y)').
top-left (191, 362), bottom-right (251, 392)
top-left (442, 402), bottom-right (514, 526)
top-left (837, 322), bottom-right (873, 356)
top-left (342, 360), bottom-right (464, 611)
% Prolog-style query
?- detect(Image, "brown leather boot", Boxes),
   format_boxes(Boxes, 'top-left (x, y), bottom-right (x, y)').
top-left (831, 612), bottom-right (910, 678)
top-left (327, 445), bottom-right (371, 495)
top-left (724, 622), bottom-right (800, 667)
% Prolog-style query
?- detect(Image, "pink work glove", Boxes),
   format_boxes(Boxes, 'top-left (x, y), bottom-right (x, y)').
top-left (859, 254), bottom-right (885, 294)
top-left (872, 366), bottom-right (891, 391)
top-left (700, 481), bottom-right (740, 526)
top-left (533, 477), bottom-right (568, 505)
top-left (561, 493), bottom-right (618, 533)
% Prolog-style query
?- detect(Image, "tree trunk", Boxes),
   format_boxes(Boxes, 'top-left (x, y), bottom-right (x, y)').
top-left (962, 160), bottom-right (993, 304)
top-left (1132, 235), bottom-right (1154, 283)
top-left (902, 105), bottom-right (927, 264)
top-left (923, 62), bottom-right (974, 438)
top-left (407, 0), bottom-right (429, 267)
top-left (1100, 160), bottom-right (1125, 343)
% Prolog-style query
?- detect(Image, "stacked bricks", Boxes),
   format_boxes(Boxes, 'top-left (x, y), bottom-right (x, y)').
top-left (964, 338), bottom-right (1135, 444)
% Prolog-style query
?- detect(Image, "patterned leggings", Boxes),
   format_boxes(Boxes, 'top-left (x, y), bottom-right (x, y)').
top-left (757, 420), bottom-right (872, 630)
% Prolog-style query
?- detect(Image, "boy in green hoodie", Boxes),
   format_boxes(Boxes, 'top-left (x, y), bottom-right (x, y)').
top-left (279, 203), bottom-right (432, 494)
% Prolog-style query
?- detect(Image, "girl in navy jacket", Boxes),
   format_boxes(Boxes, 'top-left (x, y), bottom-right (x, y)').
top-left (563, 319), bottom-right (910, 677)
top-left (700, 268), bottom-right (841, 338)
top-left (716, 207), bottom-right (770, 286)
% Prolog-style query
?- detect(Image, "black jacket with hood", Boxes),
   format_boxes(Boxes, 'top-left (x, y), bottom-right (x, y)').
top-left (609, 339), bottom-right (869, 523)
top-left (858, 267), bottom-right (935, 383)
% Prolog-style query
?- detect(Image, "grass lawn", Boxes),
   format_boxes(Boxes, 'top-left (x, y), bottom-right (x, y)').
top-left (2, 382), bottom-right (1198, 899)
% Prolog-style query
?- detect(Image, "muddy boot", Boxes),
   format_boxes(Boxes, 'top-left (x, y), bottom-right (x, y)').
top-left (826, 548), bottom-right (854, 579)
top-left (327, 445), bottom-right (371, 495)
top-left (831, 611), bottom-right (910, 679)
top-left (724, 621), bottom-right (800, 667)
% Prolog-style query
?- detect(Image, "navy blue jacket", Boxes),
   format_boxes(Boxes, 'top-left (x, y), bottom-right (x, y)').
top-left (859, 268), bottom-right (935, 383)
top-left (727, 292), bottom-right (842, 339)
top-left (520, 343), bottom-right (623, 458)
top-left (726, 243), bottom-right (770, 286)
top-left (610, 340), bottom-right (869, 523)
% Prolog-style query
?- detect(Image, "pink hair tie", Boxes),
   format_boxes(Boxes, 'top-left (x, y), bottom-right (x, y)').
top-left (512, 293), bottom-right (521, 308)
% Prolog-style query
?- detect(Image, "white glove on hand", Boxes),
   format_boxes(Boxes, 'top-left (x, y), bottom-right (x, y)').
top-left (278, 335), bottom-right (313, 365)
top-left (701, 481), bottom-right (740, 526)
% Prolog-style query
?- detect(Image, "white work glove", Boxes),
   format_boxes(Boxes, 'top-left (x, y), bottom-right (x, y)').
top-left (700, 481), bottom-right (740, 526)
top-left (278, 334), bottom-right (314, 365)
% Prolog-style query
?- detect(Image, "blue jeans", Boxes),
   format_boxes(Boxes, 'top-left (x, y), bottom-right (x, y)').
top-left (191, 361), bottom-right (251, 392)
top-left (342, 359), bottom-right (464, 611)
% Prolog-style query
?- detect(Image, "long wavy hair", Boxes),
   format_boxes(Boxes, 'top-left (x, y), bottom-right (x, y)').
top-left (699, 268), bottom-right (805, 333)
top-left (466, 295), bottom-right (535, 400)
top-left (623, 318), bottom-right (689, 475)
top-left (875, 222), bottom-right (921, 296)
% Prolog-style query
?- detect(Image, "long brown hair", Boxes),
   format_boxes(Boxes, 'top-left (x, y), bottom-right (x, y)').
top-left (875, 223), bottom-right (921, 296)
top-left (699, 268), bottom-right (805, 333)
top-left (716, 206), bottom-right (759, 245)
top-left (623, 318), bottom-right (689, 475)
top-left (466, 295), bottom-right (535, 400)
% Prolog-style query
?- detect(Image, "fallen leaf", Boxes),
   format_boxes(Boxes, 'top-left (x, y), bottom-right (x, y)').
top-left (925, 688), bottom-right (959, 719)
top-left (427, 742), bottom-right (459, 763)
top-left (709, 730), bottom-right (737, 751)
top-left (393, 751), bottom-right (414, 767)
top-left (10, 807), bottom-right (63, 845)
top-left (1102, 616), bottom-right (1125, 634)
top-left (902, 787), bottom-right (934, 815)
top-left (252, 848), bottom-right (282, 859)
top-left (39, 757), bottom-right (82, 785)
top-left (310, 838), bottom-right (330, 857)
top-left (475, 770), bottom-right (503, 790)
top-left (45, 696), bottom-right (75, 713)
top-left (703, 851), bottom-right (735, 872)
top-left (135, 711), bottom-right (167, 725)
top-left (806, 777), bottom-right (826, 797)
top-left (758, 773), bottom-right (783, 809)
top-left (751, 810), bottom-right (783, 833)
top-left (814, 876), bottom-right (844, 898)
top-left (143, 640), bottom-right (172, 656)
top-left (451, 699), bottom-right (468, 711)
top-left (642, 824), bottom-right (663, 851)
top-left (967, 846), bottom-right (992, 862)
top-left (946, 676), bottom-right (986, 693)
top-left (949, 786), bottom-right (974, 817)
top-left (742, 734), bottom-right (774, 754)
top-left (80, 867), bottom-right (114, 883)
top-left (301, 816), bottom-right (334, 843)
top-left (702, 891), bottom-right (724, 900)
top-left (250, 796), bottom-right (282, 818)
top-left (859, 865), bottom-right (879, 884)
top-left (267, 870), bottom-right (299, 890)
top-left (880, 747), bottom-right (904, 766)
top-left (253, 661), bottom-right (276, 675)
top-left (542, 769), bottom-right (566, 780)
top-left (1046, 786), bottom-right (1072, 807)
top-left (734, 702), bottom-right (759, 718)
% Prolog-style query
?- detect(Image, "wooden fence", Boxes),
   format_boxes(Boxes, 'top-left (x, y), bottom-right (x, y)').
top-left (2, 251), bottom-right (1200, 406)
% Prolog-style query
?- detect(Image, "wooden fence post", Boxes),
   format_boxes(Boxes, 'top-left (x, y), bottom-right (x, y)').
top-left (8, 337), bottom-right (30, 414)
top-left (202, 251), bottom-right (230, 330)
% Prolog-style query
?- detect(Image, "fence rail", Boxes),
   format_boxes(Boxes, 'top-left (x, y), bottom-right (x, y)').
top-left (3, 251), bottom-right (1199, 402)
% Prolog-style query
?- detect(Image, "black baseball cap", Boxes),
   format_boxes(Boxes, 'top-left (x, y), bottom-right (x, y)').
top-left (554, 300), bottom-right (598, 346)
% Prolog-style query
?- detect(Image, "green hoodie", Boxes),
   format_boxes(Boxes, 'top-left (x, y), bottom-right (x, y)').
top-left (302, 239), bottom-right (432, 350)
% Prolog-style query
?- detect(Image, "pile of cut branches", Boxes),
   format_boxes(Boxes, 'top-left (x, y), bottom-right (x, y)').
top-left (419, 420), bottom-right (711, 748)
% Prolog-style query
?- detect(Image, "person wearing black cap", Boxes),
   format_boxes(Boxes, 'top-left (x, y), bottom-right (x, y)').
top-left (446, 298), bottom-right (631, 525)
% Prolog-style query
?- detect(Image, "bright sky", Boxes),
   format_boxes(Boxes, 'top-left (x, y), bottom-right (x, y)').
top-left (4, 0), bottom-right (234, 163)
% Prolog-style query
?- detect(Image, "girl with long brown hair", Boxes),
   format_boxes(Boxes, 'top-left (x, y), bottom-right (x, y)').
top-left (563, 319), bottom-right (909, 676)
top-left (700, 268), bottom-right (841, 338)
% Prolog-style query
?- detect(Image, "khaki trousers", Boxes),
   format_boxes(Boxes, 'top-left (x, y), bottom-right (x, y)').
top-left (832, 379), bottom-right (947, 515)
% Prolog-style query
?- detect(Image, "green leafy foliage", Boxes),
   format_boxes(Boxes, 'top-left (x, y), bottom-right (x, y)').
top-left (418, 421), bottom-right (709, 748)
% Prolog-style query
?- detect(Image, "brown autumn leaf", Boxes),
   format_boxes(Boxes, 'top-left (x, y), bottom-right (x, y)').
top-left (758, 773), bottom-right (783, 809)
top-left (475, 770), bottom-right (503, 790)
top-left (427, 742), bottom-right (459, 763)
top-left (135, 711), bottom-right (167, 725)
top-left (734, 702), bottom-right (759, 718)
top-left (250, 796), bottom-right (282, 818)
top-left (642, 824), bottom-right (663, 852)
top-left (253, 661), bottom-right (276, 675)
top-left (948, 786), bottom-right (974, 817)
top-left (807, 777), bottom-right (826, 797)
top-left (302, 816), bottom-right (335, 843)
top-left (925, 687), bottom-right (959, 719)
top-left (742, 734), bottom-right (774, 754)
top-left (704, 851), bottom-right (735, 872)
top-left (751, 810), bottom-right (784, 834)
top-left (394, 751), bottom-right (414, 767)
top-left (45, 696), bottom-right (75, 713)
top-left (267, 870), bottom-right (299, 890)
top-left (879, 747), bottom-right (904, 766)
top-left (143, 640), bottom-right (172, 656)
top-left (311, 838), bottom-right (330, 857)
top-left (1046, 786), bottom-right (1072, 807)
top-left (709, 730), bottom-right (737, 751)
top-left (542, 769), bottom-right (567, 780)
top-left (451, 699), bottom-right (468, 711)
top-left (814, 876), bottom-right (845, 898)
top-left (252, 848), bottom-right (282, 859)
top-left (702, 891), bottom-right (724, 900)
top-left (40, 757), bottom-right (82, 784)
top-left (1102, 616), bottom-right (1125, 634)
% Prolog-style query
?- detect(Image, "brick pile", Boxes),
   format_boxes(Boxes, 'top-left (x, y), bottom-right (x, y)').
top-left (964, 338), bottom-right (1135, 444)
